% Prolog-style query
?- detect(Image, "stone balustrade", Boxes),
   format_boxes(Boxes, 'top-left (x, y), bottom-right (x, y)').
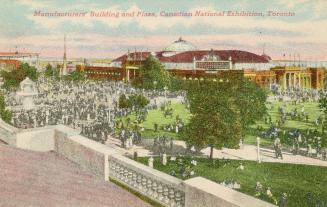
top-left (109, 154), bottom-right (185, 207)
top-left (0, 121), bottom-right (276, 207)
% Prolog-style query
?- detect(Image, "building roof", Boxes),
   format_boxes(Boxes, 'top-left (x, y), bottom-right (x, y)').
top-left (0, 52), bottom-right (39, 57)
top-left (163, 37), bottom-right (197, 52)
top-left (113, 50), bottom-right (269, 64)
top-left (0, 143), bottom-right (151, 207)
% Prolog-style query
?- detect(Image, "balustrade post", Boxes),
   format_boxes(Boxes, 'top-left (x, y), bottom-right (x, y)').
top-left (137, 175), bottom-right (142, 190)
top-left (123, 168), bottom-right (129, 183)
top-left (116, 165), bottom-right (121, 179)
top-left (169, 188), bottom-right (176, 207)
top-left (146, 179), bottom-right (153, 196)
top-left (110, 161), bottom-right (115, 176)
top-left (163, 186), bottom-right (170, 204)
top-left (132, 172), bottom-right (138, 187)
top-left (152, 182), bottom-right (158, 199)
top-left (175, 191), bottom-right (183, 207)
top-left (157, 183), bottom-right (164, 201)
top-left (127, 171), bottom-right (133, 185)
top-left (141, 177), bottom-right (147, 193)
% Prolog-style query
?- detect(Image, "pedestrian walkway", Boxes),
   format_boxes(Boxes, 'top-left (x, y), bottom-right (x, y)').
top-left (107, 138), bottom-right (327, 167)
top-left (201, 144), bottom-right (327, 167)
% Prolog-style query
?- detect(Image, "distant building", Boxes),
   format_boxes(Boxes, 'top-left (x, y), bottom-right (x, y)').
top-left (0, 59), bottom-right (22, 71)
top-left (80, 38), bottom-right (325, 89)
top-left (0, 52), bottom-right (39, 69)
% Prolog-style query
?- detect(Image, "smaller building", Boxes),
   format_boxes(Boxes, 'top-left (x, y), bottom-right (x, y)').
top-left (0, 52), bottom-right (39, 69)
top-left (271, 66), bottom-right (325, 90)
top-left (0, 59), bottom-right (22, 71)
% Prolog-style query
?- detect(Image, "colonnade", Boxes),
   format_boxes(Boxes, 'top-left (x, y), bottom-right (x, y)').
top-left (283, 72), bottom-right (311, 89)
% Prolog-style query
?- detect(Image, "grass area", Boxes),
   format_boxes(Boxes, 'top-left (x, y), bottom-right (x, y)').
top-left (118, 100), bottom-right (323, 146)
top-left (118, 102), bottom-right (191, 139)
top-left (137, 157), bottom-right (327, 207)
top-left (245, 101), bottom-right (323, 146)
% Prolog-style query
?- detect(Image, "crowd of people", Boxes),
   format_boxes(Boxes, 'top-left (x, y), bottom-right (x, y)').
top-left (259, 88), bottom-right (327, 160)
top-left (271, 87), bottom-right (326, 103)
top-left (4, 76), bottom-right (185, 146)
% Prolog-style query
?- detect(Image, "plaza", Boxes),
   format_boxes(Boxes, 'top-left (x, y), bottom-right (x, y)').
top-left (0, 70), bottom-right (326, 206)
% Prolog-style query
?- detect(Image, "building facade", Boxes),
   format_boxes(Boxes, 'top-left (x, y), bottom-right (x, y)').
top-left (80, 38), bottom-right (325, 90)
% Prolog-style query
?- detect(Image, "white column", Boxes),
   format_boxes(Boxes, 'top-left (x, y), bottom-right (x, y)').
top-left (293, 73), bottom-right (296, 88)
top-left (284, 73), bottom-right (287, 89)
top-left (256, 137), bottom-right (261, 163)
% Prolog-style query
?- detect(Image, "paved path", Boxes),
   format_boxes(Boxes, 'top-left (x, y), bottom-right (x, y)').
top-left (200, 144), bottom-right (327, 167)
top-left (106, 138), bottom-right (327, 167)
top-left (0, 143), bottom-right (151, 207)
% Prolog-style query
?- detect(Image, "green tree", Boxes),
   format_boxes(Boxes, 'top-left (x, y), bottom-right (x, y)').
top-left (1, 63), bottom-right (39, 90)
top-left (132, 55), bottom-right (171, 90)
top-left (118, 94), bottom-right (129, 109)
top-left (21, 63), bottom-right (38, 81)
top-left (66, 70), bottom-right (86, 81)
top-left (181, 77), bottom-right (266, 159)
top-left (128, 94), bottom-right (150, 111)
top-left (0, 93), bottom-right (12, 123)
top-left (118, 94), bottom-right (149, 111)
top-left (319, 96), bottom-right (327, 136)
top-left (232, 79), bottom-right (267, 136)
top-left (44, 64), bottom-right (59, 78)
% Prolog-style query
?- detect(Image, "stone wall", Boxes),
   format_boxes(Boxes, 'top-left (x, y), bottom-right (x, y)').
top-left (54, 126), bottom-right (115, 180)
top-left (0, 119), bottom-right (18, 146)
top-left (16, 127), bottom-right (55, 151)
top-left (184, 177), bottom-right (276, 207)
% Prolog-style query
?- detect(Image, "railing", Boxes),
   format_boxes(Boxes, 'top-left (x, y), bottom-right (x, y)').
top-left (109, 154), bottom-right (185, 207)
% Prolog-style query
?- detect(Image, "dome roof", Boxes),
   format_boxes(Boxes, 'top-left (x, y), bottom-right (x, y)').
top-left (163, 37), bottom-right (197, 52)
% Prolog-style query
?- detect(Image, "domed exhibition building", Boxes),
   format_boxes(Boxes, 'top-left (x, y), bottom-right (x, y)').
top-left (79, 38), bottom-right (325, 90)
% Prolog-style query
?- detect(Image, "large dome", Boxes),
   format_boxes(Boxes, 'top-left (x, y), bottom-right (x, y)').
top-left (163, 37), bottom-right (197, 52)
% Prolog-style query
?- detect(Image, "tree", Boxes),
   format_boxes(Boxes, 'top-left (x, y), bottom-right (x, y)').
top-left (180, 77), bottom-right (267, 159)
top-left (129, 94), bottom-right (150, 111)
top-left (118, 94), bottom-right (149, 111)
top-left (118, 94), bottom-right (129, 109)
top-left (0, 93), bottom-right (12, 123)
top-left (231, 78), bottom-right (268, 136)
top-left (1, 63), bottom-right (39, 90)
top-left (132, 55), bottom-right (171, 90)
top-left (318, 97), bottom-right (327, 148)
top-left (66, 70), bottom-right (86, 81)
top-left (21, 63), bottom-right (38, 81)
top-left (44, 64), bottom-right (59, 78)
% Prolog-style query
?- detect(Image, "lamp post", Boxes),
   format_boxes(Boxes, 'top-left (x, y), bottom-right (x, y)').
top-left (256, 137), bottom-right (261, 163)
top-left (153, 80), bottom-right (157, 93)
top-left (164, 86), bottom-right (168, 101)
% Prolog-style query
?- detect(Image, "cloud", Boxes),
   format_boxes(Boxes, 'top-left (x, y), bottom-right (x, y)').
top-left (2, 1), bottom-right (327, 60)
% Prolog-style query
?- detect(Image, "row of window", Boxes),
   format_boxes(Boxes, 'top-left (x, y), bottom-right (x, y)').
top-left (86, 71), bottom-right (121, 76)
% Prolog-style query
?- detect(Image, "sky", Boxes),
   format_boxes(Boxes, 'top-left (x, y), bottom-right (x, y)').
top-left (0, 0), bottom-right (326, 60)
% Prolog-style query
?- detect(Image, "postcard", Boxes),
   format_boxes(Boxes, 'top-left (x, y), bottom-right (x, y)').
top-left (0, 1), bottom-right (326, 207)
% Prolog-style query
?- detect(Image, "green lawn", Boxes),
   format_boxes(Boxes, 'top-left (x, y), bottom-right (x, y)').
top-left (245, 101), bottom-right (323, 146)
top-left (118, 100), bottom-right (323, 146)
top-left (117, 102), bottom-right (191, 139)
top-left (137, 157), bottom-right (327, 207)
